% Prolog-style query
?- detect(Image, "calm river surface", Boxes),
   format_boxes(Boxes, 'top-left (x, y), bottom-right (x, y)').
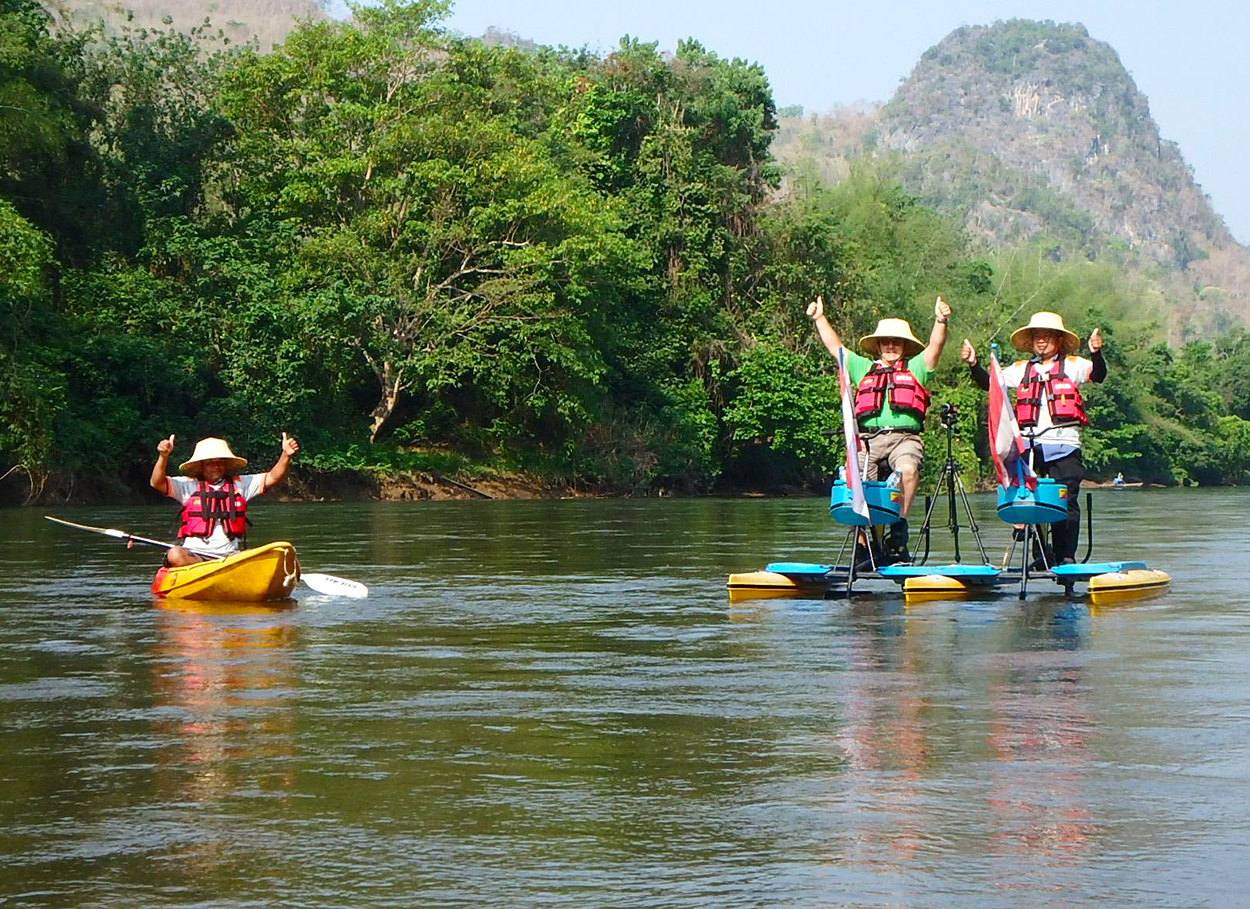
top-left (2, 488), bottom-right (1249, 906)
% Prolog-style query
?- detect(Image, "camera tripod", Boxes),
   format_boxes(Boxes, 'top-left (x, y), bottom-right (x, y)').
top-left (912, 403), bottom-right (992, 566)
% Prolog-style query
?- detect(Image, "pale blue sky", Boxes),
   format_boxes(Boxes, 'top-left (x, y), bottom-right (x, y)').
top-left (397, 0), bottom-right (1248, 245)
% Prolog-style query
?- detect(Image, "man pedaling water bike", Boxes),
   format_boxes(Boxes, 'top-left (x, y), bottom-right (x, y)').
top-left (960, 311), bottom-right (1105, 565)
top-left (807, 294), bottom-right (953, 563)
top-left (149, 433), bottom-right (299, 566)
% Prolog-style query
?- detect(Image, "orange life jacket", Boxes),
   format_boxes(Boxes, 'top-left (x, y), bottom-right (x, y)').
top-left (854, 363), bottom-right (931, 423)
top-left (1015, 359), bottom-right (1088, 428)
top-left (177, 478), bottom-right (249, 540)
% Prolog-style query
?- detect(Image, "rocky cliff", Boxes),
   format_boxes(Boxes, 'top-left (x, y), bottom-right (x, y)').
top-left (775, 20), bottom-right (1250, 336)
top-left (47, 0), bottom-right (326, 49)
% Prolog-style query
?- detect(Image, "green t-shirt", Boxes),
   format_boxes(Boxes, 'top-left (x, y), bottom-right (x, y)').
top-left (844, 350), bottom-right (931, 431)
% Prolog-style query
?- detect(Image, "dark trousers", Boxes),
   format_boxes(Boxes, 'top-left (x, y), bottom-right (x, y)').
top-left (1033, 448), bottom-right (1082, 561)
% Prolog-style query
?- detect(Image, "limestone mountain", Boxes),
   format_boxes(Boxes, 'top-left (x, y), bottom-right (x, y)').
top-left (776, 20), bottom-right (1250, 337)
top-left (45, 0), bottom-right (327, 50)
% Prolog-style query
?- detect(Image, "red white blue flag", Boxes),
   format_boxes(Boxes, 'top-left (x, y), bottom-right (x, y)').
top-left (988, 347), bottom-right (1037, 490)
top-left (836, 346), bottom-right (870, 520)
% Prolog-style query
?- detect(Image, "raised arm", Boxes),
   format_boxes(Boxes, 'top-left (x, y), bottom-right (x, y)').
top-left (150, 434), bottom-right (176, 494)
top-left (960, 339), bottom-right (990, 390)
top-left (1088, 328), bottom-right (1106, 382)
top-left (806, 295), bottom-right (846, 359)
top-left (264, 432), bottom-right (300, 488)
top-left (920, 297), bottom-right (951, 371)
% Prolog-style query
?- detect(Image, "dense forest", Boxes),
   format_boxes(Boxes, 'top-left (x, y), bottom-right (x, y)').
top-left (3, 0), bottom-right (1250, 504)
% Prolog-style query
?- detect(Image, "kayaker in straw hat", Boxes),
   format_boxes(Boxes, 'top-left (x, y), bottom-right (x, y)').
top-left (960, 311), bottom-right (1105, 564)
top-left (149, 433), bottom-right (299, 566)
top-left (807, 295), bottom-right (953, 562)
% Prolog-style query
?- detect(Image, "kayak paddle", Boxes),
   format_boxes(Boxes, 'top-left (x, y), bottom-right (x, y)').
top-left (44, 515), bottom-right (368, 598)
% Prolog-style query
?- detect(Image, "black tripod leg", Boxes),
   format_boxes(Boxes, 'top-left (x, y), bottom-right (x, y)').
top-left (921, 495), bottom-right (932, 562)
top-left (1083, 491), bottom-right (1093, 563)
top-left (1019, 523), bottom-right (1031, 600)
top-left (846, 532), bottom-right (858, 597)
top-left (954, 475), bottom-right (991, 565)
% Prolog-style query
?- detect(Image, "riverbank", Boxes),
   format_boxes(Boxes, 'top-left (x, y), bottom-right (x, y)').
top-left (0, 463), bottom-right (1183, 506)
top-left (290, 469), bottom-right (582, 502)
top-left (2, 464), bottom-right (830, 506)
top-left (0, 466), bottom-right (584, 506)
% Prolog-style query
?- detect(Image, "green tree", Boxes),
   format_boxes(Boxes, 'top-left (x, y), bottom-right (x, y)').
top-left (0, 198), bottom-right (61, 488)
top-left (218, 2), bottom-right (636, 448)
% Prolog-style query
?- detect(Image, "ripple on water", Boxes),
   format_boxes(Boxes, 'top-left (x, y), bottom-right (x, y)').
top-left (3, 492), bottom-right (1250, 904)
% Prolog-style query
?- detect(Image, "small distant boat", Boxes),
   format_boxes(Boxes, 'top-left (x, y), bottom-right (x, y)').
top-left (151, 541), bottom-right (300, 602)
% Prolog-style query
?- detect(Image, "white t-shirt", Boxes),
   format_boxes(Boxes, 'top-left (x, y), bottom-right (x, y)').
top-left (1002, 356), bottom-right (1094, 451)
top-left (167, 473), bottom-right (267, 556)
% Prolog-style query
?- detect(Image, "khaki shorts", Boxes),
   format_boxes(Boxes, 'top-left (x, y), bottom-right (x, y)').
top-left (859, 431), bottom-right (924, 481)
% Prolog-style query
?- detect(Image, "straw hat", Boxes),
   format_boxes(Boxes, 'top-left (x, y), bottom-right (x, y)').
top-left (1010, 311), bottom-right (1080, 355)
top-left (860, 318), bottom-right (925, 359)
top-left (179, 437), bottom-right (248, 475)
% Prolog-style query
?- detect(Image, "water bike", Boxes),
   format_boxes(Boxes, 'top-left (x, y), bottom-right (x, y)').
top-left (728, 405), bottom-right (1169, 605)
top-left (44, 516), bottom-right (368, 601)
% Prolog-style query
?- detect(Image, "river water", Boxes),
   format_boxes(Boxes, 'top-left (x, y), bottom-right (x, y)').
top-left (2, 489), bottom-right (1248, 906)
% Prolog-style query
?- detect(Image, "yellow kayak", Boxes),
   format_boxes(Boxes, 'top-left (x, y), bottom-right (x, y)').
top-left (727, 570), bottom-right (833, 602)
top-left (150, 541), bottom-right (300, 602)
top-left (1087, 568), bottom-right (1171, 605)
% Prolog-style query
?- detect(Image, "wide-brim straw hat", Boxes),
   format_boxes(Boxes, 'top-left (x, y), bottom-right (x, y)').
top-left (860, 318), bottom-right (925, 359)
top-left (1010, 311), bottom-right (1080, 355)
top-left (179, 437), bottom-right (248, 475)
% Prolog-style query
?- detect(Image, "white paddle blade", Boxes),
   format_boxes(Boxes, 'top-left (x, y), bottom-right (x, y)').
top-left (301, 572), bottom-right (368, 598)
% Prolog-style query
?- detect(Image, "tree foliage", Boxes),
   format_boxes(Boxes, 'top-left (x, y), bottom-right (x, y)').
top-left (2, 0), bottom-right (1248, 501)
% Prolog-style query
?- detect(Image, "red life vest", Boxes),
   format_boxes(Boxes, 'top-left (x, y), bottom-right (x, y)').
top-left (1015, 359), bottom-right (1088, 428)
top-left (854, 363), bottom-right (931, 423)
top-left (177, 478), bottom-right (249, 540)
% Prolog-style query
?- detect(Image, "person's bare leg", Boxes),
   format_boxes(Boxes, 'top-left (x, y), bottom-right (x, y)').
top-left (899, 460), bottom-right (920, 517)
top-left (165, 546), bottom-right (204, 567)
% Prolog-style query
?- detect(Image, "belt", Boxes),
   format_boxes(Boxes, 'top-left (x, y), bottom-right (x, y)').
top-left (861, 427), bottom-right (920, 437)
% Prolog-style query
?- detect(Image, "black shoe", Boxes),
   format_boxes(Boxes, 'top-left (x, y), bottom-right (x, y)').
top-left (885, 520), bottom-right (910, 563)
top-left (1058, 557), bottom-right (1076, 566)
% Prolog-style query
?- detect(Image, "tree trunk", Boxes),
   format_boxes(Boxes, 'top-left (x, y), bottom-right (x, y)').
top-left (368, 360), bottom-right (404, 443)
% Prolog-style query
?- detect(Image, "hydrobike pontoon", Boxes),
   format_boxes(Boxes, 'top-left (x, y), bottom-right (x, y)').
top-left (728, 404), bottom-right (1170, 605)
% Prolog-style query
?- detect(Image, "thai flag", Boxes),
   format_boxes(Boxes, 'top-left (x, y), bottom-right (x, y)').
top-left (988, 347), bottom-right (1037, 490)
top-left (836, 346), bottom-right (870, 520)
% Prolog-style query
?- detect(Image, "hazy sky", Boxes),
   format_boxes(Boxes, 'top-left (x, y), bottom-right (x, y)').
top-left (422, 0), bottom-right (1250, 245)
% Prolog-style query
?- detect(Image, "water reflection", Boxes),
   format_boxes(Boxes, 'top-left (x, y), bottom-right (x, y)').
top-left (985, 603), bottom-right (1095, 901)
top-left (837, 600), bottom-right (932, 867)
top-left (739, 596), bottom-right (1101, 887)
top-left (151, 600), bottom-right (298, 875)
